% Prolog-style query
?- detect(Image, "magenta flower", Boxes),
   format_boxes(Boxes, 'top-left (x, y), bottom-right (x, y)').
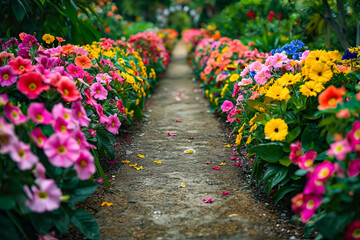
top-left (71, 127), bottom-right (90, 150)
top-left (71, 101), bottom-right (90, 127)
top-left (202, 197), bottom-right (214, 203)
top-left (344, 220), bottom-right (360, 240)
top-left (0, 65), bottom-right (17, 87)
top-left (167, 132), bottom-right (177, 136)
top-left (34, 162), bottom-right (46, 179)
top-left (348, 159), bottom-right (360, 177)
top-left (9, 140), bottom-right (38, 170)
top-left (327, 139), bottom-right (352, 160)
top-left (24, 179), bottom-right (62, 213)
top-left (289, 141), bottom-right (303, 164)
top-left (84, 88), bottom-right (97, 106)
top-left (347, 121), bottom-right (360, 153)
top-left (312, 161), bottom-right (335, 182)
top-left (52, 117), bottom-right (70, 133)
top-left (4, 103), bottom-right (27, 125)
top-left (0, 93), bottom-right (9, 106)
top-left (30, 127), bottom-right (47, 148)
top-left (74, 150), bottom-right (96, 180)
top-left (213, 166), bottom-right (220, 170)
top-left (304, 177), bottom-right (325, 195)
top-left (221, 100), bottom-right (234, 112)
top-left (254, 68), bottom-right (271, 85)
top-left (95, 104), bottom-right (109, 124)
top-left (222, 191), bottom-right (230, 195)
top-left (0, 117), bottom-right (16, 154)
top-left (27, 102), bottom-right (52, 124)
top-left (106, 114), bottom-right (121, 134)
top-left (298, 150), bottom-right (317, 169)
top-left (43, 132), bottom-right (80, 168)
top-left (66, 64), bottom-right (84, 78)
top-left (300, 194), bottom-right (322, 222)
top-left (90, 82), bottom-right (108, 100)
top-left (96, 73), bottom-right (111, 83)
top-left (52, 103), bottom-right (75, 129)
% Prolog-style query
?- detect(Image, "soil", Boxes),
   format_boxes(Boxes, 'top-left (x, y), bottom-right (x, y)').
top-left (70, 42), bottom-right (308, 240)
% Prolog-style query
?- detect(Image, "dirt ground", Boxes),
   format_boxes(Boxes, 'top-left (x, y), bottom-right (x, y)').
top-left (86, 42), bottom-right (307, 240)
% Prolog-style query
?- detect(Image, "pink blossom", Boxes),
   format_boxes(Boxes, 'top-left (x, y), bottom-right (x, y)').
top-left (83, 88), bottom-right (97, 106)
top-left (336, 109), bottom-right (351, 118)
top-left (38, 231), bottom-right (58, 240)
top-left (348, 159), bottom-right (360, 177)
top-left (34, 162), bottom-right (46, 179)
top-left (0, 65), bottom-right (17, 87)
top-left (344, 220), bottom-right (360, 240)
top-left (9, 140), bottom-right (38, 170)
top-left (300, 194), bottom-right (322, 222)
top-left (74, 150), bottom-right (96, 180)
top-left (95, 104), bottom-right (109, 124)
top-left (52, 117), bottom-right (70, 133)
top-left (221, 100), bottom-right (234, 112)
top-left (52, 103), bottom-right (75, 128)
top-left (238, 78), bottom-right (253, 86)
top-left (304, 177), bottom-right (325, 195)
top-left (0, 117), bottom-right (16, 154)
top-left (248, 61), bottom-right (263, 72)
top-left (116, 100), bottom-right (125, 114)
top-left (289, 141), bottom-right (303, 164)
top-left (298, 150), bottom-right (317, 169)
top-left (254, 68), bottom-right (271, 85)
top-left (347, 121), bottom-right (360, 153)
top-left (27, 102), bottom-right (52, 124)
top-left (240, 66), bottom-right (250, 78)
top-left (312, 161), bottom-right (335, 182)
top-left (90, 82), bottom-right (108, 100)
top-left (24, 179), bottom-right (62, 213)
top-left (66, 64), bottom-right (84, 78)
top-left (106, 114), bottom-right (121, 134)
top-left (327, 139), bottom-right (352, 160)
top-left (43, 132), bottom-right (80, 168)
top-left (109, 71), bottom-right (124, 83)
top-left (299, 50), bottom-right (311, 60)
top-left (96, 73), bottom-right (111, 83)
top-left (74, 46), bottom-right (88, 56)
top-left (0, 93), bottom-right (9, 106)
top-left (4, 103), bottom-right (27, 124)
top-left (71, 101), bottom-right (90, 127)
top-left (30, 127), bottom-right (48, 148)
top-left (71, 127), bottom-right (90, 150)
top-left (269, 53), bottom-right (289, 69)
top-left (202, 197), bottom-right (214, 203)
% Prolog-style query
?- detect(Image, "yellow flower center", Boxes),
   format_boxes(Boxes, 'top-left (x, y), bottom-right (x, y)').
top-left (11, 110), bottom-right (19, 119)
top-left (78, 111), bottom-right (82, 117)
top-left (63, 113), bottom-right (70, 120)
top-left (73, 71), bottom-right (77, 74)
top-left (112, 122), bottom-right (115, 127)
top-left (328, 98), bottom-right (336, 106)
top-left (354, 129), bottom-right (360, 139)
top-left (38, 137), bottom-right (44, 145)
top-left (19, 65), bottom-right (25, 70)
top-left (353, 228), bottom-right (360, 238)
top-left (77, 137), bottom-right (81, 145)
top-left (296, 199), bottom-right (303, 207)
top-left (80, 160), bottom-right (87, 168)
top-left (57, 145), bottom-right (66, 154)
top-left (60, 125), bottom-right (67, 132)
top-left (63, 89), bottom-right (69, 95)
top-left (0, 136), bottom-right (8, 145)
top-left (29, 83), bottom-right (37, 91)
top-left (18, 149), bottom-right (25, 158)
top-left (261, 74), bottom-right (264, 78)
top-left (318, 168), bottom-right (329, 179)
top-left (102, 76), bottom-right (106, 80)
top-left (305, 159), bottom-right (313, 167)
top-left (335, 145), bottom-right (343, 153)
top-left (97, 90), bottom-right (100, 94)
top-left (295, 150), bottom-right (301, 156)
top-left (306, 199), bottom-right (314, 209)
top-left (36, 114), bottom-right (43, 122)
top-left (3, 74), bottom-right (9, 80)
top-left (38, 191), bottom-right (48, 199)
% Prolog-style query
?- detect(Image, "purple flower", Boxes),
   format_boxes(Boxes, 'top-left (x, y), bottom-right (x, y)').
top-left (0, 65), bottom-right (17, 87)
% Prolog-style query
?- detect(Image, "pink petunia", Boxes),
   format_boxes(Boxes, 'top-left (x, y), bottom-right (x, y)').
top-left (8, 56), bottom-right (34, 75)
top-left (52, 117), bottom-right (70, 133)
top-left (0, 93), bottom-right (8, 106)
top-left (90, 82), bottom-right (108, 100)
top-left (0, 117), bottom-right (17, 154)
top-left (300, 194), bottom-right (322, 222)
top-left (202, 197), bottom-right (214, 203)
top-left (116, 99), bottom-right (125, 114)
top-left (24, 179), bottom-right (62, 213)
top-left (71, 127), bottom-right (90, 150)
top-left (95, 104), bottom-right (109, 124)
top-left (347, 121), bottom-right (360, 154)
top-left (167, 132), bottom-right (177, 136)
top-left (30, 127), bottom-right (48, 148)
top-left (269, 53), bottom-right (289, 69)
top-left (27, 102), bottom-right (52, 124)
top-left (66, 64), bottom-right (84, 78)
top-left (17, 72), bottom-right (50, 99)
top-left (221, 100), bottom-right (234, 112)
top-left (71, 101), bottom-right (90, 127)
top-left (96, 73), bottom-right (111, 83)
top-left (34, 162), bottom-right (46, 179)
top-left (0, 65), bottom-right (17, 87)
top-left (289, 141), bottom-right (303, 164)
top-left (52, 103), bottom-right (75, 128)
top-left (106, 113), bottom-right (121, 134)
top-left (303, 177), bottom-right (325, 195)
top-left (344, 220), bottom-right (360, 240)
top-left (9, 139), bottom-right (38, 170)
top-left (74, 150), bottom-right (96, 180)
top-left (348, 159), bottom-right (360, 177)
top-left (43, 132), bottom-right (80, 168)
top-left (298, 150), bottom-right (317, 169)
top-left (248, 61), bottom-right (263, 72)
top-left (83, 88), bottom-right (97, 106)
top-left (327, 139), bottom-right (352, 161)
top-left (109, 71), bottom-right (124, 83)
top-left (4, 103), bottom-right (27, 124)
top-left (254, 68), bottom-right (271, 85)
top-left (312, 161), bottom-right (335, 182)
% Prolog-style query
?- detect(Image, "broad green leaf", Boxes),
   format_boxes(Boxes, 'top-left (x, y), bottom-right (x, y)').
top-left (71, 209), bottom-right (100, 240)
top-left (279, 158), bottom-right (292, 167)
top-left (0, 196), bottom-right (16, 210)
top-left (12, 0), bottom-right (26, 22)
top-left (53, 207), bottom-right (70, 234)
top-left (0, 214), bottom-right (20, 240)
top-left (285, 125), bottom-right (301, 143)
top-left (262, 165), bottom-right (289, 197)
top-left (272, 186), bottom-right (300, 205)
top-left (30, 213), bottom-right (52, 235)
top-left (249, 142), bottom-right (285, 163)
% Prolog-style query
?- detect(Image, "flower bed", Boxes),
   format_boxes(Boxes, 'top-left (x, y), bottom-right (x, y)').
top-left (185, 28), bottom-right (360, 239)
top-left (0, 32), bottom-right (169, 239)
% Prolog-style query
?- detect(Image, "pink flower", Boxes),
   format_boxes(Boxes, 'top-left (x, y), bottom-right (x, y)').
top-left (9, 140), bottom-right (38, 170)
top-left (336, 109), bottom-right (351, 118)
top-left (52, 117), bottom-right (70, 133)
top-left (96, 73), bottom-right (111, 83)
top-left (344, 220), bottom-right (360, 240)
top-left (52, 103), bottom-right (75, 128)
top-left (43, 132), bottom-right (80, 168)
top-left (213, 166), bottom-right (220, 170)
top-left (304, 177), bottom-right (325, 195)
top-left (327, 139), bottom-right (352, 160)
top-left (238, 78), bottom-right (253, 86)
top-left (291, 193), bottom-right (304, 215)
top-left (83, 88), bottom-right (97, 106)
top-left (312, 161), bottom-right (335, 182)
top-left (289, 141), bottom-right (303, 164)
top-left (17, 72), bottom-right (50, 99)
top-left (90, 82), bottom-right (108, 100)
top-left (109, 71), bottom-right (124, 83)
top-left (34, 162), bottom-right (46, 179)
top-left (71, 127), bottom-right (90, 149)
top-left (24, 179), bottom-right (62, 213)
top-left (4, 103), bottom-right (27, 124)
top-left (30, 127), bottom-right (48, 148)
top-left (95, 104), bottom-right (109, 124)
top-left (298, 150), bottom-right (317, 169)
top-left (74, 150), bottom-right (96, 180)
top-left (222, 191), bottom-right (230, 195)
top-left (254, 68), bottom-right (271, 85)
top-left (269, 53), bottom-right (289, 69)
top-left (202, 197), bottom-right (214, 203)
top-left (116, 99), bottom-right (125, 114)
top-left (347, 121), bottom-right (360, 153)
top-left (8, 56), bottom-right (34, 74)
top-left (249, 61), bottom-right (263, 72)
top-left (71, 101), bottom-right (90, 127)
top-left (348, 159), bottom-right (360, 177)
top-left (38, 231), bottom-right (58, 240)
top-left (0, 93), bottom-right (9, 106)
top-left (106, 114), bottom-right (121, 134)
top-left (300, 194), bottom-right (322, 222)
top-left (0, 65), bottom-right (17, 87)
top-left (66, 64), bottom-right (84, 78)
top-left (0, 117), bottom-right (17, 154)
top-left (27, 102), bottom-right (52, 124)
top-left (221, 100), bottom-right (234, 112)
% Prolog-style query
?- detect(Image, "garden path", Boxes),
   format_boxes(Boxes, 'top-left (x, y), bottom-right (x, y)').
top-left (94, 42), bottom-right (300, 240)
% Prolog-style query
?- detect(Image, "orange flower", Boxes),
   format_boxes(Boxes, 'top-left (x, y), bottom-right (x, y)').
top-left (108, 11), bottom-right (113, 17)
top-left (318, 85), bottom-right (346, 110)
top-left (75, 56), bottom-right (92, 69)
top-left (56, 37), bottom-right (65, 43)
top-left (19, 32), bottom-right (27, 41)
top-left (104, 27), bottom-right (111, 34)
top-left (111, 5), bottom-right (118, 12)
top-left (62, 44), bottom-right (74, 55)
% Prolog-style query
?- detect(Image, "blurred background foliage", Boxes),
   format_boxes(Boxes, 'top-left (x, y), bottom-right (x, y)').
top-left (0, 0), bottom-right (359, 51)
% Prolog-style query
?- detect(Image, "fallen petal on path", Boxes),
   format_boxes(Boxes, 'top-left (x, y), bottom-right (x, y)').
top-left (180, 183), bottom-right (186, 188)
top-left (167, 132), bottom-right (177, 136)
top-left (222, 191), bottom-right (230, 195)
top-left (188, 137), bottom-right (194, 139)
top-left (154, 160), bottom-right (162, 164)
top-left (137, 154), bottom-right (145, 158)
top-left (122, 160), bottom-right (130, 164)
top-left (176, 120), bottom-right (182, 123)
top-left (175, 97), bottom-right (182, 101)
top-left (213, 166), bottom-right (220, 170)
top-left (185, 149), bottom-right (195, 154)
top-left (202, 197), bottom-right (213, 203)
top-left (224, 144), bottom-right (231, 148)
top-left (220, 162), bottom-right (226, 166)
top-left (206, 161), bottom-right (212, 164)
top-left (101, 202), bottom-right (114, 207)
top-left (108, 160), bottom-right (118, 164)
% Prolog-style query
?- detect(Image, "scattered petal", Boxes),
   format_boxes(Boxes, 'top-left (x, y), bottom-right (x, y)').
top-left (154, 160), bottom-right (162, 164)
top-left (224, 144), bottom-right (231, 148)
top-left (234, 162), bottom-right (242, 167)
top-left (129, 164), bottom-right (138, 167)
top-left (108, 160), bottom-right (118, 164)
top-left (101, 201), bottom-right (114, 207)
top-left (175, 97), bottom-right (181, 101)
top-left (243, 153), bottom-right (248, 156)
top-left (213, 166), bottom-right (220, 170)
top-left (114, 142), bottom-right (120, 146)
top-left (134, 166), bottom-right (143, 170)
top-left (167, 132), bottom-right (177, 136)
top-left (126, 150), bottom-right (133, 155)
top-left (125, 139), bottom-right (132, 142)
top-left (206, 161), bottom-right (212, 164)
top-left (97, 178), bottom-right (103, 183)
top-left (185, 149), bottom-right (194, 154)
top-left (122, 160), bottom-right (130, 164)
top-left (203, 197), bottom-right (214, 203)
top-left (222, 191), bottom-right (230, 195)
top-left (176, 120), bottom-right (182, 123)
top-left (229, 157), bottom-right (239, 161)
top-left (180, 183), bottom-right (186, 188)
top-left (220, 162), bottom-right (226, 166)
top-left (137, 154), bottom-right (145, 158)
top-left (188, 137), bottom-right (194, 139)
top-left (232, 151), bottom-right (238, 155)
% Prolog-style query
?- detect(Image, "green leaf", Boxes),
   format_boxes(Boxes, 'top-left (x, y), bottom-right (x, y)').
top-left (12, 1), bottom-right (27, 22)
top-left (247, 99), bottom-right (269, 113)
top-left (314, 212), bottom-right (354, 238)
top-left (69, 180), bottom-right (98, 203)
top-left (248, 142), bottom-right (285, 163)
top-left (285, 126), bottom-right (301, 143)
top-left (71, 209), bottom-right (100, 240)
top-left (279, 158), bottom-right (292, 167)
top-left (0, 214), bottom-right (20, 240)
top-left (91, 149), bottom-right (110, 188)
top-left (96, 129), bottom-right (115, 159)
top-left (262, 164), bottom-right (289, 197)
top-left (0, 196), bottom-right (16, 210)
top-left (29, 213), bottom-right (53, 235)
top-left (272, 186), bottom-right (300, 205)
top-left (39, 0), bottom-right (45, 4)
top-left (53, 207), bottom-right (70, 234)
top-left (295, 169), bottom-right (308, 176)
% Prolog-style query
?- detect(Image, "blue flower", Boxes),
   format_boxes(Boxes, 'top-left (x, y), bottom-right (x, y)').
top-left (270, 49), bottom-right (276, 55)
top-left (293, 53), bottom-right (299, 60)
top-left (342, 49), bottom-right (358, 60)
top-left (283, 44), bottom-right (298, 54)
top-left (291, 40), bottom-right (304, 49)
top-left (249, 71), bottom-right (256, 78)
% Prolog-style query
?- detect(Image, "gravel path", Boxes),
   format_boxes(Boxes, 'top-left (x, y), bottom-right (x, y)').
top-left (94, 42), bottom-right (302, 240)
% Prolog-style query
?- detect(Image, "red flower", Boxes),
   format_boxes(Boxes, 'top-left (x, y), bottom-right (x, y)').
top-left (8, 56), bottom-right (34, 75)
top-left (57, 76), bottom-right (80, 102)
top-left (116, 99), bottom-right (125, 114)
top-left (269, 10), bottom-right (275, 16)
top-left (318, 85), bottom-right (346, 110)
top-left (267, 16), bottom-right (273, 22)
top-left (345, 220), bottom-right (360, 240)
top-left (247, 10), bottom-right (255, 19)
top-left (276, 13), bottom-right (282, 20)
top-left (17, 72), bottom-right (49, 99)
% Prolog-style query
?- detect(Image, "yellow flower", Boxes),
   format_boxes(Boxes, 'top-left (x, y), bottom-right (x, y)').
top-left (224, 144), bottom-right (231, 148)
top-left (249, 123), bottom-right (257, 133)
top-left (299, 81), bottom-right (324, 97)
top-left (136, 99), bottom-right (140, 105)
top-left (215, 97), bottom-right (219, 105)
top-left (328, 50), bottom-right (342, 62)
top-left (42, 34), bottom-right (55, 44)
top-left (137, 154), bottom-right (145, 158)
top-left (249, 114), bottom-right (258, 126)
top-left (264, 118), bottom-right (288, 141)
top-left (101, 202), bottom-right (114, 207)
top-left (235, 133), bottom-right (242, 146)
top-left (246, 135), bottom-right (253, 145)
top-left (129, 164), bottom-right (137, 167)
top-left (265, 85), bottom-right (290, 101)
top-left (122, 160), bottom-right (130, 163)
top-left (220, 162), bottom-right (226, 166)
top-left (308, 62), bottom-right (333, 83)
top-left (221, 46), bottom-right (230, 53)
top-left (186, 149), bottom-right (194, 154)
top-left (129, 110), bottom-right (134, 118)
top-left (306, 50), bottom-right (330, 65)
top-left (277, 73), bottom-right (302, 86)
top-left (238, 123), bottom-right (246, 132)
top-left (230, 74), bottom-right (240, 82)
